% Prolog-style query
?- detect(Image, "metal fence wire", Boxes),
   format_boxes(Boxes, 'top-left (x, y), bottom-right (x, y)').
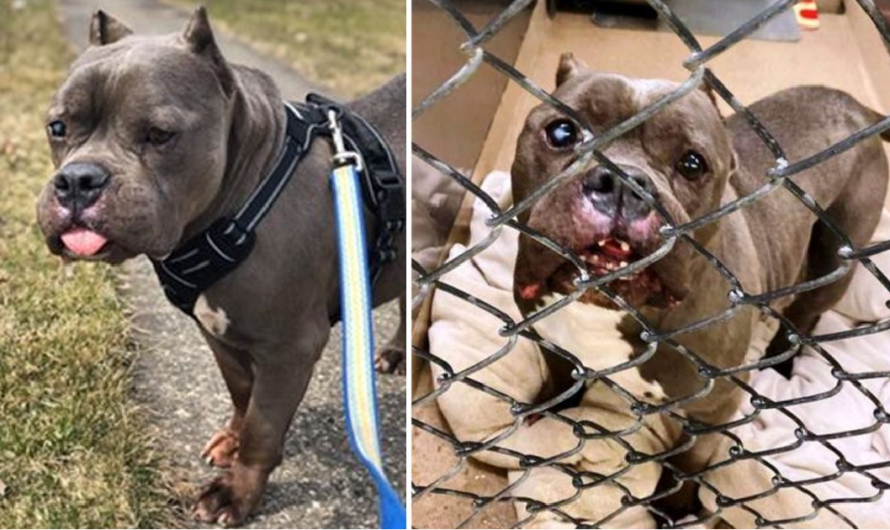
top-left (411, 0), bottom-right (890, 527)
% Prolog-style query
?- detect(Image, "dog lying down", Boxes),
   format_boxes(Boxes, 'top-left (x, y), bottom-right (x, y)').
top-left (429, 57), bottom-right (890, 528)
top-left (430, 172), bottom-right (890, 528)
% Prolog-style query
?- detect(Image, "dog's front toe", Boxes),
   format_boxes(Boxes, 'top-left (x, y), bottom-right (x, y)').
top-left (193, 474), bottom-right (249, 527)
top-left (201, 428), bottom-right (240, 468)
top-left (375, 347), bottom-right (406, 374)
top-left (193, 462), bottom-right (269, 527)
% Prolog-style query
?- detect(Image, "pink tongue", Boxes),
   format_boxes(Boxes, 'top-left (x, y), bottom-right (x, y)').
top-left (61, 228), bottom-right (108, 256)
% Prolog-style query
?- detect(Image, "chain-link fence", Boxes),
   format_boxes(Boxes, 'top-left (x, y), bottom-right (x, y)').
top-left (412, 0), bottom-right (890, 527)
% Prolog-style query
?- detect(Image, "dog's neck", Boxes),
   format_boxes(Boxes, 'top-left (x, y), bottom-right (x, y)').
top-left (642, 221), bottom-right (743, 333)
top-left (180, 64), bottom-right (286, 243)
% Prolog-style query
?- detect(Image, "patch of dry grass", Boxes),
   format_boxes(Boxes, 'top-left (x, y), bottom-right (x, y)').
top-left (0, 0), bottom-right (170, 527)
top-left (166, 0), bottom-right (406, 98)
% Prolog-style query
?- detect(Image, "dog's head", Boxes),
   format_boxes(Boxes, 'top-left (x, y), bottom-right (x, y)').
top-left (512, 54), bottom-right (737, 312)
top-left (36, 8), bottom-right (235, 262)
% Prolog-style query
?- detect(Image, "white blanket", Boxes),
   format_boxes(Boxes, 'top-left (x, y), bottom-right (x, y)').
top-left (428, 171), bottom-right (890, 528)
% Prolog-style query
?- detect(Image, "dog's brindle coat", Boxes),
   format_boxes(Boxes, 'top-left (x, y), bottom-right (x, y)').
top-left (513, 54), bottom-right (888, 506)
top-left (36, 9), bottom-right (405, 526)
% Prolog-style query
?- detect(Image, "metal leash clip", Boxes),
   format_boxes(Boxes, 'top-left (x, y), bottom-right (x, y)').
top-left (328, 109), bottom-right (364, 172)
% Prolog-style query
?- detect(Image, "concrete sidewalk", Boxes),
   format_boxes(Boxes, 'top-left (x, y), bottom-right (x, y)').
top-left (54, 0), bottom-right (406, 527)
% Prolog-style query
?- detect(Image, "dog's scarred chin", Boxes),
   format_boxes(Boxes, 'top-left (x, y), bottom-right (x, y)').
top-left (519, 236), bottom-right (681, 310)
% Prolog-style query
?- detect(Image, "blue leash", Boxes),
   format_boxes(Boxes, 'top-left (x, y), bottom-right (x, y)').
top-left (328, 110), bottom-right (406, 529)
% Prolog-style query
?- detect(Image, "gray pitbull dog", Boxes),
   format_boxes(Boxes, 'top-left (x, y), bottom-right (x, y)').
top-left (513, 53), bottom-right (888, 509)
top-left (36, 9), bottom-right (405, 526)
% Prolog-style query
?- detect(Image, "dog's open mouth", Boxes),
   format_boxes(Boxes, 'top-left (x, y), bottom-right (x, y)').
top-left (580, 237), bottom-right (635, 276)
top-left (528, 236), bottom-right (679, 309)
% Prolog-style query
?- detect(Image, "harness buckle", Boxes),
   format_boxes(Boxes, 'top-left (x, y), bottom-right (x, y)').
top-left (327, 109), bottom-right (364, 172)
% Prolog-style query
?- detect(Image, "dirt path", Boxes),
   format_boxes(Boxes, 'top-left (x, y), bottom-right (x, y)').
top-left (54, 0), bottom-right (405, 527)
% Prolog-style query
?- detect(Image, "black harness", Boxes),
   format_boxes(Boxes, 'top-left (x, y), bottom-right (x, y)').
top-left (151, 94), bottom-right (404, 317)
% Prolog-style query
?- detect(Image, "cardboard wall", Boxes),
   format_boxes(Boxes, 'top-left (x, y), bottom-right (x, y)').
top-left (412, 0), bottom-right (532, 171)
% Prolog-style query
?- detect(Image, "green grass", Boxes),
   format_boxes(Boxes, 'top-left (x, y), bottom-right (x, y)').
top-left (166, 0), bottom-right (406, 98)
top-left (0, 1), bottom-right (171, 527)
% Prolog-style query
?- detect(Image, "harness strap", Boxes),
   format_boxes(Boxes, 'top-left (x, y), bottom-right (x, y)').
top-left (306, 94), bottom-right (405, 283)
top-left (151, 96), bottom-right (403, 316)
top-left (234, 103), bottom-right (324, 232)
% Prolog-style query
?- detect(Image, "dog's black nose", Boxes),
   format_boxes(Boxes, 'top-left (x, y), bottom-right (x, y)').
top-left (53, 162), bottom-right (111, 210)
top-left (582, 165), bottom-right (655, 220)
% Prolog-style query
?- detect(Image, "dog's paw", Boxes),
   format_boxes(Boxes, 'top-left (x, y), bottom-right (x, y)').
top-left (193, 474), bottom-right (248, 527)
top-left (193, 464), bottom-right (268, 527)
top-left (201, 428), bottom-right (239, 468)
top-left (375, 347), bottom-right (405, 374)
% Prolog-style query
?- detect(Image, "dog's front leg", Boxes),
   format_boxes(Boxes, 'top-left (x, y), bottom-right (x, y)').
top-left (201, 330), bottom-right (254, 468)
top-left (193, 321), bottom-right (330, 527)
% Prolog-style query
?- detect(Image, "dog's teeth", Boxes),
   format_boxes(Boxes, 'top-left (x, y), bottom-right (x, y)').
top-left (620, 241), bottom-right (630, 253)
top-left (620, 261), bottom-right (628, 268)
top-left (597, 240), bottom-right (607, 247)
top-left (592, 255), bottom-right (600, 263)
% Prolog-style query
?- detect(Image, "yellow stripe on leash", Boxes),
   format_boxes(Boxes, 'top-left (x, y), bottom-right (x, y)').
top-left (334, 165), bottom-right (382, 464)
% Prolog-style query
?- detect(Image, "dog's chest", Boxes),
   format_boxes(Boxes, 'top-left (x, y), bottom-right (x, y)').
top-left (194, 295), bottom-right (231, 338)
top-left (532, 293), bottom-right (666, 400)
top-left (532, 294), bottom-right (633, 370)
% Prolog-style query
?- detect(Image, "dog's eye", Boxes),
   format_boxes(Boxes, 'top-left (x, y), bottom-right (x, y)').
top-left (47, 120), bottom-right (67, 139)
top-left (146, 127), bottom-right (176, 146)
top-left (544, 119), bottom-right (578, 149)
top-left (676, 151), bottom-right (708, 180)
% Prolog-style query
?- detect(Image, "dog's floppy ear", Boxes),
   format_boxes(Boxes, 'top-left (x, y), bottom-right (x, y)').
top-left (181, 7), bottom-right (235, 96)
top-left (556, 52), bottom-right (588, 87)
top-left (89, 10), bottom-right (133, 46)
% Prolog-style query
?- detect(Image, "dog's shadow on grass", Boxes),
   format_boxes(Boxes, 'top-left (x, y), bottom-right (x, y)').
top-left (255, 387), bottom-right (406, 527)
